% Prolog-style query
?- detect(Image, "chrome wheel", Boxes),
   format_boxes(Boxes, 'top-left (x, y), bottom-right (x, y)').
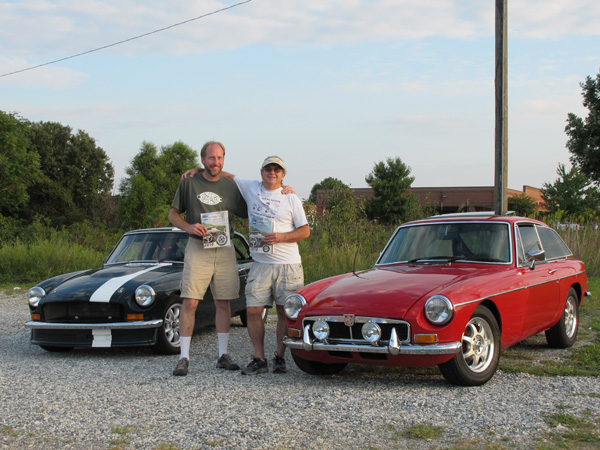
top-left (164, 302), bottom-right (181, 347)
top-left (439, 306), bottom-right (500, 386)
top-left (462, 316), bottom-right (495, 373)
top-left (545, 287), bottom-right (579, 348)
top-left (153, 298), bottom-right (182, 354)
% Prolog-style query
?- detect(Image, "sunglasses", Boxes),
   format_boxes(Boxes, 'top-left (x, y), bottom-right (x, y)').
top-left (263, 166), bottom-right (283, 173)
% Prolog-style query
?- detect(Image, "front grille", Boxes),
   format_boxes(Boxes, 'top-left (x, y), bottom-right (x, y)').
top-left (42, 302), bottom-right (123, 323)
top-left (303, 316), bottom-right (410, 345)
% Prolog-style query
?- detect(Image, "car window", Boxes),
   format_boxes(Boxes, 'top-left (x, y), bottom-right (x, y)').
top-left (516, 224), bottom-right (543, 266)
top-left (106, 232), bottom-right (188, 263)
top-left (233, 234), bottom-right (251, 261)
top-left (377, 222), bottom-right (510, 264)
top-left (537, 226), bottom-right (572, 260)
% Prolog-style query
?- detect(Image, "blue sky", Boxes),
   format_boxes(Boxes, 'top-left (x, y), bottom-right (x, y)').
top-left (2, 0), bottom-right (600, 200)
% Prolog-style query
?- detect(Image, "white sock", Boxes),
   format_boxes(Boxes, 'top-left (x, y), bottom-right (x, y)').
top-left (217, 333), bottom-right (229, 357)
top-left (179, 336), bottom-right (191, 360)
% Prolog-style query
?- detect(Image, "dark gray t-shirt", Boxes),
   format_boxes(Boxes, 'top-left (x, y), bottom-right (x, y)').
top-left (171, 175), bottom-right (247, 233)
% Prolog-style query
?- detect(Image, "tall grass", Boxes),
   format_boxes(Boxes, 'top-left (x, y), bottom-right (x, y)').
top-left (0, 235), bottom-right (104, 284)
top-left (557, 226), bottom-right (600, 278)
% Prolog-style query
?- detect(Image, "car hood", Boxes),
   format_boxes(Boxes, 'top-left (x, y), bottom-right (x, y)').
top-left (40, 263), bottom-right (178, 303)
top-left (299, 264), bottom-right (500, 319)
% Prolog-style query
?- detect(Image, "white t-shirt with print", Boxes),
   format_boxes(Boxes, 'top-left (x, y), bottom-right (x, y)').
top-left (234, 177), bottom-right (308, 264)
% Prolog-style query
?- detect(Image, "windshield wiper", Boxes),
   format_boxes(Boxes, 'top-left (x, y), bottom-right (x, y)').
top-left (407, 256), bottom-right (463, 265)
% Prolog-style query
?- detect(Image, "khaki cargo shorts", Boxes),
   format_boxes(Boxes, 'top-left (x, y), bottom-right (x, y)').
top-left (180, 237), bottom-right (239, 300)
top-left (245, 262), bottom-right (304, 307)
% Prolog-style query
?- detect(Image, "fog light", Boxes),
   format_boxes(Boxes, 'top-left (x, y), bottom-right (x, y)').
top-left (312, 319), bottom-right (329, 341)
top-left (362, 321), bottom-right (382, 343)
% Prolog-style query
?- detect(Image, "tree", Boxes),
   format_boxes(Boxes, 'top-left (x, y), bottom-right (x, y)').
top-left (118, 141), bottom-right (198, 229)
top-left (508, 194), bottom-right (537, 217)
top-left (22, 121), bottom-right (114, 226)
top-left (364, 157), bottom-right (421, 225)
top-left (308, 177), bottom-right (349, 204)
top-left (542, 163), bottom-right (600, 219)
top-left (566, 71), bottom-right (600, 183)
top-left (0, 111), bottom-right (41, 216)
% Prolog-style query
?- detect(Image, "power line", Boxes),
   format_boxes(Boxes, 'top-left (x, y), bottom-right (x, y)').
top-left (0, 0), bottom-right (253, 78)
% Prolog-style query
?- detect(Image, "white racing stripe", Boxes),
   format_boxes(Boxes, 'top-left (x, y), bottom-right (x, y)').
top-left (89, 264), bottom-right (170, 303)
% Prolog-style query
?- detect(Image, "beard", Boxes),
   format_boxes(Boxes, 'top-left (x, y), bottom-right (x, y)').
top-left (204, 164), bottom-right (222, 177)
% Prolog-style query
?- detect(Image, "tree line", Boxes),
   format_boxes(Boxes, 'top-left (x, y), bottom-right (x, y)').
top-left (2, 69), bottom-right (600, 241)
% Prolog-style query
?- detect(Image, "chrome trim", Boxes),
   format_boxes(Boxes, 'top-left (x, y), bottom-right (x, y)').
top-left (304, 316), bottom-right (405, 325)
top-left (25, 320), bottom-right (163, 330)
top-left (453, 271), bottom-right (588, 308)
top-left (284, 336), bottom-right (460, 355)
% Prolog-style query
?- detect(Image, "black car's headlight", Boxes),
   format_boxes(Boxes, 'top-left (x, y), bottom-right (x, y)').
top-left (135, 285), bottom-right (156, 307)
top-left (28, 286), bottom-right (46, 307)
top-left (424, 295), bottom-right (454, 325)
top-left (284, 293), bottom-right (306, 320)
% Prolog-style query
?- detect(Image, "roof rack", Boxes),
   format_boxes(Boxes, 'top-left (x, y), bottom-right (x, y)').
top-left (427, 211), bottom-right (515, 219)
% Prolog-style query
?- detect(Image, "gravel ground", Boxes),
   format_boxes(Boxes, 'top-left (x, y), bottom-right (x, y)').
top-left (1, 288), bottom-right (599, 450)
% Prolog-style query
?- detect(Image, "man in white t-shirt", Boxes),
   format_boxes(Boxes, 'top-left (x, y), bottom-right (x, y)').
top-left (182, 156), bottom-right (309, 374)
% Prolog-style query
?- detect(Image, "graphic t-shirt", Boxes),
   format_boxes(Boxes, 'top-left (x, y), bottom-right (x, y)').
top-left (171, 175), bottom-right (247, 243)
top-left (233, 177), bottom-right (308, 264)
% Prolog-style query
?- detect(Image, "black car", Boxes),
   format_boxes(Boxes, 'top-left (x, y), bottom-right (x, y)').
top-left (26, 228), bottom-right (253, 354)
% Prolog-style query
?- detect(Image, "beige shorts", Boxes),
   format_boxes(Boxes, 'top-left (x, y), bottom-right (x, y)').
top-left (180, 237), bottom-right (240, 300)
top-left (245, 262), bottom-right (304, 308)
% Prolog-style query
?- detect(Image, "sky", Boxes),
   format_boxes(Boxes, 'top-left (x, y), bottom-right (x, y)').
top-left (2, 0), bottom-right (600, 201)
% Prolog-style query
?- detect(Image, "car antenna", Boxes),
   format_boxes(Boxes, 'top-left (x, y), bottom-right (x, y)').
top-left (352, 244), bottom-right (361, 276)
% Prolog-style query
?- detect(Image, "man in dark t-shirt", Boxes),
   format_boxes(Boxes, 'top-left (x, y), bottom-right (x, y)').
top-left (168, 141), bottom-right (247, 376)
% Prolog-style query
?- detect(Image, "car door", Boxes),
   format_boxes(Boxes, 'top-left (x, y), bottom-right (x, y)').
top-left (515, 223), bottom-right (561, 337)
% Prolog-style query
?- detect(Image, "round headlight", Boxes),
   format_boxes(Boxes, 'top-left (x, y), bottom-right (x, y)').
top-left (362, 321), bottom-right (382, 343)
top-left (28, 286), bottom-right (46, 307)
top-left (284, 293), bottom-right (306, 320)
top-left (135, 285), bottom-right (156, 307)
top-left (312, 319), bottom-right (330, 341)
top-left (424, 295), bottom-right (454, 325)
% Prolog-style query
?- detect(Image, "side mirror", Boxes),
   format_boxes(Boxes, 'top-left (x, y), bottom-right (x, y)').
top-left (527, 249), bottom-right (546, 270)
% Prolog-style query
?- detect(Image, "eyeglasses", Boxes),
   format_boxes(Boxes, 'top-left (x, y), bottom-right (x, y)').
top-left (263, 166), bottom-right (283, 173)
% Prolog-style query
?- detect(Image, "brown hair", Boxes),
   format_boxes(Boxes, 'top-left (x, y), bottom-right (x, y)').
top-left (200, 141), bottom-right (225, 158)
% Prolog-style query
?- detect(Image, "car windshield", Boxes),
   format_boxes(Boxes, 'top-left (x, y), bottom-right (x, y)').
top-left (377, 222), bottom-right (511, 265)
top-left (105, 232), bottom-right (188, 264)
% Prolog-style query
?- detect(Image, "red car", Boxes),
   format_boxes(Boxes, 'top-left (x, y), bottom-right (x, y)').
top-left (283, 214), bottom-right (588, 386)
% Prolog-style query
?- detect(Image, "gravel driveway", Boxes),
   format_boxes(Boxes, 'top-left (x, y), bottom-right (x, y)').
top-left (1, 288), bottom-right (599, 450)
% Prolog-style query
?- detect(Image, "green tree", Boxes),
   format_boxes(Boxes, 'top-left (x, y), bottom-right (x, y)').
top-left (566, 71), bottom-right (600, 183)
top-left (508, 194), bottom-right (537, 217)
top-left (308, 177), bottom-right (350, 204)
top-left (23, 121), bottom-right (114, 226)
top-left (364, 157), bottom-right (420, 225)
top-left (0, 111), bottom-right (40, 215)
top-left (542, 163), bottom-right (600, 219)
top-left (118, 141), bottom-right (198, 229)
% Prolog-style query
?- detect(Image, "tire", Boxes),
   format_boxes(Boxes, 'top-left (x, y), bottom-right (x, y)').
top-left (545, 287), bottom-right (579, 348)
top-left (439, 306), bottom-right (500, 386)
top-left (40, 345), bottom-right (74, 352)
top-left (216, 234), bottom-right (227, 246)
top-left (239, 307), bottom-right (268, 327)
top-left (152, 297), bottom-right (181, 355)
top-left (291, 352), bottom-right (347, 375)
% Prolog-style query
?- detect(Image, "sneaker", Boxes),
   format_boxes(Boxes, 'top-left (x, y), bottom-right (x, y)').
top-left (216, 354), bottom-right (240, 371)
top-left (241, 357), bottom-right (269, 375)
top-left (173, 357), bottom-right (189, 376)
top-left (272, 352), bottom-right (287, 374)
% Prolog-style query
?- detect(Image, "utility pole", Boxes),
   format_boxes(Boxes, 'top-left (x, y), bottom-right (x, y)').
top-left (494, 0), bottom-right (508, 215)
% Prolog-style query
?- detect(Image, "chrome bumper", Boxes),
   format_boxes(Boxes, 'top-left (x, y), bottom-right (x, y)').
top-left (25, 320), bottom-right (163, 330)
top-left (283, 324), bottom-right (461, 356)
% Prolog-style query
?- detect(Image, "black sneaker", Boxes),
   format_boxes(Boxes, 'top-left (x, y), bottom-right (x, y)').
top-left (272, 352), bottom-right (287, 374)
top-left (241, 357), bottom-right (268, 375)
top-left (216, 354), bottom-right (240, 370)
top-left (173, 357), bottom-right (189, 376)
